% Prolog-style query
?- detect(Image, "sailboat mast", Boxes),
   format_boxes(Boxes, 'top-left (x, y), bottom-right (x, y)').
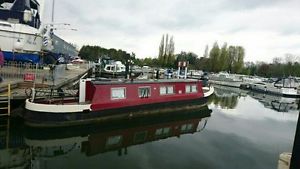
top-left (51, 0), bottom-right (55, 22)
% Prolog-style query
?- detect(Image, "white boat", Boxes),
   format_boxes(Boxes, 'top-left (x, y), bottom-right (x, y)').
top-left (250, 77), bottom-right (300, 97)
top-left (0, 0), bottom-right (77, 64)
top-left (209, 72), bottom-right (243, 88)
top-left (100, 61), bottom-right (126, 78)
top-left (240, 76), bottom-right (264, 89)
top-left (0, 0), bottom-right (45, 63)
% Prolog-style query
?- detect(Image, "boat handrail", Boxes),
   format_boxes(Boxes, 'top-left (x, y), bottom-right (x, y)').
top-left (27, 88), bottom-right (78, 102)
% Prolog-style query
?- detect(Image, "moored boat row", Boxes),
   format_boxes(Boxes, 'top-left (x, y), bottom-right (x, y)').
top-left (209, 72), bottom-right (300, 98)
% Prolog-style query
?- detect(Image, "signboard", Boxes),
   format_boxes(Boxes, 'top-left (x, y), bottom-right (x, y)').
top-left (24, 73), bottom-right (35, 82)
top-left (178, 61), bottom-right (182, 67)
top-left (178, 61), bottom-right (188, 67)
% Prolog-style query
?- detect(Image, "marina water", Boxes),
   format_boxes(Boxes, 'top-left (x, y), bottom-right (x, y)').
top-left (0, 85), bottom-right (298, 169)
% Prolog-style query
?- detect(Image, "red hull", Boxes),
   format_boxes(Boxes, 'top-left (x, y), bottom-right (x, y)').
top-left (85, 80), bottom-right (204, 111)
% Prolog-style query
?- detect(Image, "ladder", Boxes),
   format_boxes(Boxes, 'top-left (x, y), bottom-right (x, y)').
top-left (0, 84), bottom-right (11, 117)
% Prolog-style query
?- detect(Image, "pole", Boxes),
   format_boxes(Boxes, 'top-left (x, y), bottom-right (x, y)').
top-left (290, 101), bottom-right (300, 169)
top-left (51, 0), bottom-right (55, 23)
top-left (7, 84), bottom-right (10, 116)
top-left (184, 66), bottom-right (188, 79)
top-left (33, 63), bottom-right (38, 89)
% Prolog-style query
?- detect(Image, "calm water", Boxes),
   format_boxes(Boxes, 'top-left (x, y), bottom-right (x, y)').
top-left (1, 86), bottom-right (299, 169)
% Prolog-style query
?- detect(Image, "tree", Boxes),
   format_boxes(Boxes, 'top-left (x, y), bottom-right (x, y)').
top-left (164, 34), bottom-right (169, 59)
top-left (203, 45), bottom-right (209, 58)
top-left (284, 53), bottom-right (296, 76)
top-left (158, 35), bottom-right (165, 64)
top-left (79, 45), bottom-right (131, 64)
top-left (166, 36), bottom-right (175, 67)
top-left (226, 46), bottom-right (235, 73)
top-left (233, 46), bottom-right (245, 73)
top-left (158, 34), bottom-right (175, 67)
top-left (209, 42), bottom-right (220, 72)
top-left (219, 43), bottom-right (228, 71)
top-left (176, 51), bottom-right (198, 69)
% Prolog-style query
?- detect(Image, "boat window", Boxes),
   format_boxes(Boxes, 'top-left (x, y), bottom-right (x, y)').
top-left (155, 127), bottom-right (171, 137)
top-left (283, 78), bottom-right (296, 88)
top-left (30, 0), bottom-right (38, 10)
top-left (134, 131), bottom-right (147, 143)
top-left (192, 85), bottom-right (197, 92)
top-left (167, 86), bottom-right (174, 94)
top-left (180, 123), bottom-right (194, 133)
top-left (160, 86), bottom-right (167, 95)
top-left (160, 86), bottom-right (174, 95)
top-left (106, 135), bottom-right (122, 148)
top-left (111, 87), bottom-right (126, 99)
top-left (139, 87), bottom-right (151, 98)
top-left (186, 85), bottom-right (190, 93)
top-left (0, 23), bottom-right (11, 27)
top-left (0, 0), bottom-right (15, 9)
top-left (30, 0), bottom-right (39, 17)
top-left (186, 84), bottom-right (197, 93)
top-left (275, 79), bottom-right (283, 88)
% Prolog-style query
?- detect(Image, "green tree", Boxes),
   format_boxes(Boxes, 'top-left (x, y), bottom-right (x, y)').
top-left (227, 46), bottom-right (236, 73)
top-left (209, 42), bottom-right (220, 72)
top-left (79, 45), bottom-right (131, 64)
top-left (233, 46), bottom-right (245, 73)
top-left (203, 45), bottom-right (209, 58)
top-left (219, 43), bottom-right (228, 71)
top-left (158, 34), bottom-right (175, 67)
top-left (158, 35), bottom-right (165, 64)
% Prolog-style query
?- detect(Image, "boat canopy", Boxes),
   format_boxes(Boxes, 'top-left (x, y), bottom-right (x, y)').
top-left (0, 0), bottom-right (41, 29)
top-left (274, 78), bottom-right (298, 88)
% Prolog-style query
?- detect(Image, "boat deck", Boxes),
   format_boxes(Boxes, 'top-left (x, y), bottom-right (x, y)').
top-left (92, 78), bottom-right (201, 85)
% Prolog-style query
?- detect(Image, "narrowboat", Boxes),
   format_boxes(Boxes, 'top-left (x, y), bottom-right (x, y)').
top-left (24, 79), bottom-right (214, 127)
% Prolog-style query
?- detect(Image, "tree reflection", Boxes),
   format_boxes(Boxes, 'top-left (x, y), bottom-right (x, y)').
top-left (208, 86), bottom-right (241, 109)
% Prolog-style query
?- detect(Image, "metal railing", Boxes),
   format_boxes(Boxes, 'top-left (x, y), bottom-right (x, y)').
top-left (0, 62), bottom-right (92, 84)
top-left (0, 62), bottom-right (49, 82)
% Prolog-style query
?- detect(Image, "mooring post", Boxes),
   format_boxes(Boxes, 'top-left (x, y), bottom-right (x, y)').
top-left (290, 101), bottom-right (300, 169)
top-left (7, 83), bottom-right (10, 116)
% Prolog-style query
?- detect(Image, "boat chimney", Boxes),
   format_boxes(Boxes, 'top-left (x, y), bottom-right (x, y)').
top-left (79, 79), bottom-right (88, 103)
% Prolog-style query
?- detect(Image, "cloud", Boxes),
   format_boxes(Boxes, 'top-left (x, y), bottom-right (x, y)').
top-left (43, 0), bottom-right (300, 62)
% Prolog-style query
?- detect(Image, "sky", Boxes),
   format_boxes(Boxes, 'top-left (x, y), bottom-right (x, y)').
top-left (42, 0), bottom-right (300, 62)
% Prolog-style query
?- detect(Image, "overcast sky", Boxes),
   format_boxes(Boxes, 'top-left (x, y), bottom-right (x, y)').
top-left (42, 0), bottom-right (300, 62)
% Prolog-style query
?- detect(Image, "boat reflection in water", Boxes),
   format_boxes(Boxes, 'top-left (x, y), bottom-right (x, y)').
top-left (209, 85), bottom-right (247, 109)
top-left (211, 85), bottom-right (299, 112)
top-left (249, 92), bottom-right (299, 112)
top-left (0, 118), bottom-right (29, 169)
top-left (0, 104), bottom-right (211, 169)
